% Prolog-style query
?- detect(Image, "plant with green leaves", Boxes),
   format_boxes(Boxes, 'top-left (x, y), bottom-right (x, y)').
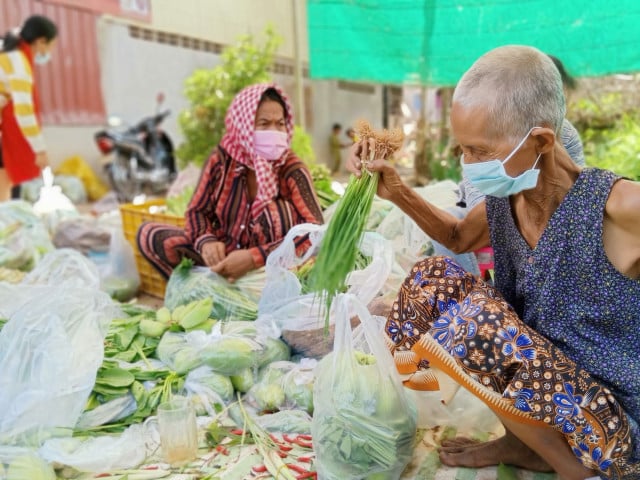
top-left (583, 112), bottom-right (640, 181)
top-left (176, 26), bottom-right (281, 169)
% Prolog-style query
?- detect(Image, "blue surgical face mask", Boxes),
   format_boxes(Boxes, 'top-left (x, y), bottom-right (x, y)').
top-left (461, 127), bottom-right (542, 197)
top-left (34, 52), bottom-right (51, 65)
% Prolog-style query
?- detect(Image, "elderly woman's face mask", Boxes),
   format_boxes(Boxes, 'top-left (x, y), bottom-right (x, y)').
top-left (461, 127), bottom-right (542, 197)
top-left (253, 99), bottom-right (288, 160)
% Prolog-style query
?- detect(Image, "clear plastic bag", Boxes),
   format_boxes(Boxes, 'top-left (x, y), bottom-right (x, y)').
top-left (184, 365), bottom-right (235, 416)
top-left (165, 260), bottom-right (258, 321)
top-left (0, 200), bottom-right (54, 271)
top-left (247, 359), bottom-right (316, 415)
top-left (311, 294), bottom-right (417, 480)
top-left (0, 284), bottom-right (119, 447)
top-left (100, 226), bottom-right (140, 302)
top-left (255, 223), bottom-right (393, 339)
top-left (22, 248), bottom-right (101, 290)
top-left (156, 324), bottom-right (263, 376)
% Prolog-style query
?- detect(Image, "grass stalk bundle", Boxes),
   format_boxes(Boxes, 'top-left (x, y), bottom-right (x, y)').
top-left (307, 120), bottom-right (403, 327)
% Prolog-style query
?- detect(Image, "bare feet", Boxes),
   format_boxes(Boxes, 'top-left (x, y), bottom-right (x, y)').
top-left (438, 432), bottom-right (554, 472)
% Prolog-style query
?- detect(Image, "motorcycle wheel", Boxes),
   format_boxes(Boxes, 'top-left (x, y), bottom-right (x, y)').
top-left (108, 153), bottom-right (140, 202)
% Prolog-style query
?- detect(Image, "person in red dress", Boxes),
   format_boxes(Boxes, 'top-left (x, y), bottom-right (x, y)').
top-left (0, 15), bottom-right (57, 201)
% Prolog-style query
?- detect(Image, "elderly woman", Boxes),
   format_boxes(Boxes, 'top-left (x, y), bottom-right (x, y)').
top-left (348, 46), bottom-right (639, 480)
top-left (138, 83), bottom-right (323, 283)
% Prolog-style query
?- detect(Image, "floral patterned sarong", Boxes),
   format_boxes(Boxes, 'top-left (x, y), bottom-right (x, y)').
top-left (384, 256), bottom-right (639, 479)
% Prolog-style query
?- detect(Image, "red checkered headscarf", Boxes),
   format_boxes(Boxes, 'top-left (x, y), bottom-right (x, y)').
top-left (220, 83), bottom-right (294, 217)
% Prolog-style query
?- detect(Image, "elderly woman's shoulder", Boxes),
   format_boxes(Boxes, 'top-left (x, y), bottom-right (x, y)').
top-left (606, 177), bottom-right (640, 219)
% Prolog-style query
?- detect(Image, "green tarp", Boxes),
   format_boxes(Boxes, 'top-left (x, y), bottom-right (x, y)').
top-left (308, 0), bottom-right (640, 85)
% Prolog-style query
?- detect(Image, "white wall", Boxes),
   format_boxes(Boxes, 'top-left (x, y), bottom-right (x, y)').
top-left (98, 19), bottom-right (221, 150)
top-left (42, 125), bottom-right (103, 173)
top-left (308, 81), bottom-right (383, 172)
top-left (149, 0), bottom-right (308, 62)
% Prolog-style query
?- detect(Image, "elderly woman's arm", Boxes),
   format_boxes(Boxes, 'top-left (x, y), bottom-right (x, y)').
top-left (346, 142), bottom-right (490, 253)
top-left (603, 178), bottom-right (640, 279)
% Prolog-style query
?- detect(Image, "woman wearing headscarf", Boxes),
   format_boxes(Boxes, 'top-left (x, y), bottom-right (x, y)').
top-left (137, 83), bottom-right (324, 283)
top-left (0, 15), bottom-right (58, 201)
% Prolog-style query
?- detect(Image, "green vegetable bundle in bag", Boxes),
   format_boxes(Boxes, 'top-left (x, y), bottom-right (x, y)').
top-left (311, 294), bottom-right (417, 480)
top-left (165, 259), bottom-right (258, 321)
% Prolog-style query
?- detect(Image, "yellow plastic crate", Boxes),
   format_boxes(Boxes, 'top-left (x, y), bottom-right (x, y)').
top-left (120, 199), bottom-right (185, 298)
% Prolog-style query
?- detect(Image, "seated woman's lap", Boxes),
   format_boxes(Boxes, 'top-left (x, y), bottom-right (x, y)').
top-left (385, 255), bottom-right (637, 478)
top-left (137, 222), bottom-right (204, 279)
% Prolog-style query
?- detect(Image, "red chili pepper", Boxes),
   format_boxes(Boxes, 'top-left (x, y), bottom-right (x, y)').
top-left (230, 428), bottom-right (245, 436)
top-left (283, 433), bottom-right (296, 443)
top-left (294, 438), bottom-right (313, 449)
top-left (276, 450), bottom-right (288, 458)
top-left (297, 455), bottom-right (314, 463)
top-left (286, 464), bottom-right (310, 474)
top-left (141, 466), bottom-right (159, 470)
top-left (215, 444), bottom-right (230, 455)
top-left (297, 434), bottom-right (313, 441)
top-left (295, 472), bottom-right (317, 480)
top-left (252, 464), bottom-right (268, 473)
top-left (278, 444), bottom-right (294, 452)
top-left (94, 474), bottom-right (111, 478)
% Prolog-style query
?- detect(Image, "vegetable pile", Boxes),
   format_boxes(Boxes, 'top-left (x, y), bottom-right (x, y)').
top-left (165, 258), bottom-right (259, 321)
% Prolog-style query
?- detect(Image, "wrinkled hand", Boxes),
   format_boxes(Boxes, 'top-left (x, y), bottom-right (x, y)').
top-left (211, 249), bottom-right (255, 283)
top-left (346, 138), bottom-right (405, 201)
top-left (35, 151), bottom-right (49, 169)
top-left (201, 241), bottom-right (226, 267)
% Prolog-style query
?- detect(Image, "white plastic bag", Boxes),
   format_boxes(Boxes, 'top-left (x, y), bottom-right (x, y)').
top-left (311, 294), bottom-right (417, 480)
top-left (256, 223), bottom-right (393, 338)
top-left (0, 284), bottom-right (119, 446)
top-left (33, 167), bottom-right (80, 234)
top-left (39, 423), bottom-right (150, 472)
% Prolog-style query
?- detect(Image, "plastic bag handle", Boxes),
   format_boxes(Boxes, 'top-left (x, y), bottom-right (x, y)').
top-left (331, 293), bottom-right (402, 383)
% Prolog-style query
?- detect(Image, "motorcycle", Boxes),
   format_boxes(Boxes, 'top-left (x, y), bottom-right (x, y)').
top-left (95, 94), bottom-right (176, 202)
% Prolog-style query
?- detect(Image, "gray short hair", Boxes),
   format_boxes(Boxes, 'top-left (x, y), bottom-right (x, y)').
top-left (453, 45), bottom-right (566, 141)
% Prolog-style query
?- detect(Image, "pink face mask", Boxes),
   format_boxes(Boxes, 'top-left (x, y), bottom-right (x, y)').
top-left (253, 130), bottom-right (288, 160)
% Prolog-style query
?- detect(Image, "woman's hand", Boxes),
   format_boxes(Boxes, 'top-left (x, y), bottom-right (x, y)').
top-left (201, 241), bottom-right (226, 267)
top-left (35, 152), bottom-right (49, 169)
top-left (346, 138), bottom-right (406, 202)
top-left (211, 249), bottom-right (255, 283)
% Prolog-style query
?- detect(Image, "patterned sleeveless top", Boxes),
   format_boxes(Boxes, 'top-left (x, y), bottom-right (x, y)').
top-left (486, 168), bottom-right (640, 430)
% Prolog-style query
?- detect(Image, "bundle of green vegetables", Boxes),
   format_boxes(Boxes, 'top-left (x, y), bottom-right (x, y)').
top-left (248, 360), bottom-right (315, 414)
top-left (165, 258), bottom-right (258, 321)
top-left (165, 185), bottom-right (195, 217)
top-left (309, 162), bottom-right (341, 210)
top-left (306, 120), bottom-right (403, 324)
top-left (81, 298), bottom-right (217, 431)
top-left (312, 350), bottom-right (417, 480)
